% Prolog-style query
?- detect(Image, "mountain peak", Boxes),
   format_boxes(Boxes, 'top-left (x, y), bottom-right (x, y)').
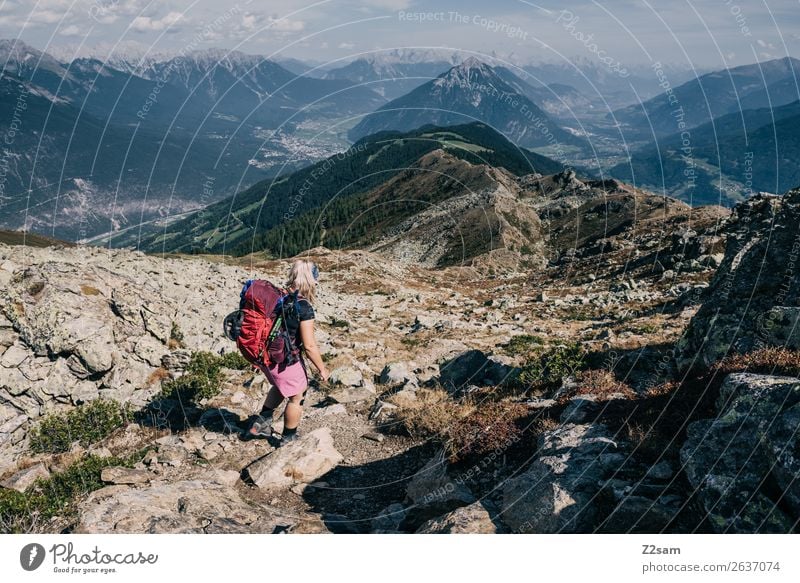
top-left (455, 56), bottom-right (491, 72)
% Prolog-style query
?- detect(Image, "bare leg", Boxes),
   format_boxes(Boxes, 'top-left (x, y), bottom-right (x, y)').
top-left (283, 391), bottom-right (304, 431)
top-left (262, 385), bottom-right (284, 412)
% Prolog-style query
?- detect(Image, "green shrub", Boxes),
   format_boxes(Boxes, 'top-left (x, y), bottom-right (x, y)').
top-left (29, 400), bottom-right (131, 454)
top-left (168, 321), bottom-right (185, 349)
top-left (503, 334), bottom-right (545, 357)
top-left (160, 350), bottom-right (248, 402)
top-left (218, 351), bottom-right (251, 370)
top-left (518, 342), bottom-right (587, 389)
top-left (327, 316), bottom-right (350, 329)
top-left (0, 452), bottom-right (145, 533)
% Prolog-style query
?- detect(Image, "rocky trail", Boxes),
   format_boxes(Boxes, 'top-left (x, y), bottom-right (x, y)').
top-left (2, 185), bottom-right (799, 534)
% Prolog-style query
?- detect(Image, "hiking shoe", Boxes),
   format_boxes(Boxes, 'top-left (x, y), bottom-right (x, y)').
top-left (247, 415), bottom-right (273, 439)
top-left (278, 431), bottom-right (299, 446)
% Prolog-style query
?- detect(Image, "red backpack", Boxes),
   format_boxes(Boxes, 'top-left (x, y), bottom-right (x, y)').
top-left (223, 280), bottom-right (301, 368)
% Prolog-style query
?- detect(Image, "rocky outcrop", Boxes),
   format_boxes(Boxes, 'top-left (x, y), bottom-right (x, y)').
top-left (501, 423), bottom-right (626, 533)
top-left (680, 373), bottom-right (800, 533)
top-left (0, 243), bottom-right (293, 467)
top-left (76, 476), bottom-right (288, 533)
top-left (366, 151), bottom-right (548, 270)
top-left (677, 191), bottom-right (800, 369)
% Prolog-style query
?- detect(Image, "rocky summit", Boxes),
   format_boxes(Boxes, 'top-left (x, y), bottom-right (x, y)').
top-left (1, 177), bottom-right (799, 534)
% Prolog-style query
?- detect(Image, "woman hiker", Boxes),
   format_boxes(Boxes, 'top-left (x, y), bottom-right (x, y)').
top-left (247, 259), bottom-right (330, 443)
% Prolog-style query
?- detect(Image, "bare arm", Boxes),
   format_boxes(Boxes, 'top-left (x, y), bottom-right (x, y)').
top-left (299, 319), bottom-right (329, 382)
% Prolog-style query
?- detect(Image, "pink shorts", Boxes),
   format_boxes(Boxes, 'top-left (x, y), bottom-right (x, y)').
top-left (258, 360), bottom-right (308, 398)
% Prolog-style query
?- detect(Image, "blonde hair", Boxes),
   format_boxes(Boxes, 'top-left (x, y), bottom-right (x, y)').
top-left (286, 259), bottom-right (317, 304)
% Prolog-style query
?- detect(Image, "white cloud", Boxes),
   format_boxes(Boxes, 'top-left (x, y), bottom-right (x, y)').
top-left (131, 11), bottom-right (183, 33)
top-left (28, 9), bottom-right (62, 24)
top-left (355, 0), bottom-right (411, 9)
top-left (757, 39), bottom-right (777, 50)
top-left (267, 16), bottom-right (305, 32)
top-left (237, 12), bottom-right (305, 33)
top-left (338, 42), bottom-right (355, 49)
top-left (59, 24), bottom-right (82, 36)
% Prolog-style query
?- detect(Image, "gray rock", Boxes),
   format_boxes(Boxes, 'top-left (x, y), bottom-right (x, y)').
top-left (1, 463), bottom-right (50, 492)
top-left (157, 445), bottom-right (189, 467)
top-left (100, 466), bottom-right (152, 485)
top-left (416, 501), bottom-right (499, 533)
top-left (438, 349), bottom-right (489, 391)
top-left (379, 362), bottom-right (417, 387)
top-left (680, 373), bottom-right (800, 533)
top-left (0, 343), bottom-right (29, 368)
top-left (329, 366), bottom-right (364, 387)
top-left (559, 396), bottom-right (603, 424)
top-left (502, 423), bottom-right (625, 533)
top-left (134, 335), bottom-right (168, 367)
top-left (161, 350), bottom-right (192, 371)
top-left (76, 480), bottom-right (287, 533)
top-left (406, 451), bottom-right (475, 508)
top-left (600, 496), bottom-right (679, 533)
top-left (244, 427), bottom-right (342, 488)
top-left (362, 431), bottom-right (384, 443)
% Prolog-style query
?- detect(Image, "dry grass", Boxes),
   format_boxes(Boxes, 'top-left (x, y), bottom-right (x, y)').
top-left (388, 387), bottom-right (527, 461)
top-left (558, 369), bottom-right (637, 404)
top-left (80, 284), bottom-right (101, 296)
top-left (388, 388), bottom-right (474, 441)
top-left (146, 367), bottom-right (171, 387)
top-left (711, 346), bottom-right (800, 378)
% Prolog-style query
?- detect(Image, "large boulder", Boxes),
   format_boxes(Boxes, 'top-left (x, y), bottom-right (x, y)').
top-left (501, 423), bottom-right (626, 533)
top-left (438, 350), bottom-right (518, 393)
top-left (680, 373), bottom-right (800, 533)
top-left (244, 428), bottom-right (343, 488)
top-left (676, 191), bottom-right (800, 369)
top-left (379, 362), bottom-right (417, 387)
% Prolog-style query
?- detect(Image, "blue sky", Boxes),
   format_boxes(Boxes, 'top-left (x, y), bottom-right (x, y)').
top-left (1, 0), bottom-right (799, 68)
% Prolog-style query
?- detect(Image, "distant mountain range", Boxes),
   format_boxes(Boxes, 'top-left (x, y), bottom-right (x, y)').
top-left (2, 38), bottom-right (799, 245)
top-left (612, 57), bottom-right (800, 138)
top-left (323, 55), bottom-right (461, 100)
top-left (0, 39), bottom-right (387, 240)
top-left (348, 58), bottom-right (584, 150)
